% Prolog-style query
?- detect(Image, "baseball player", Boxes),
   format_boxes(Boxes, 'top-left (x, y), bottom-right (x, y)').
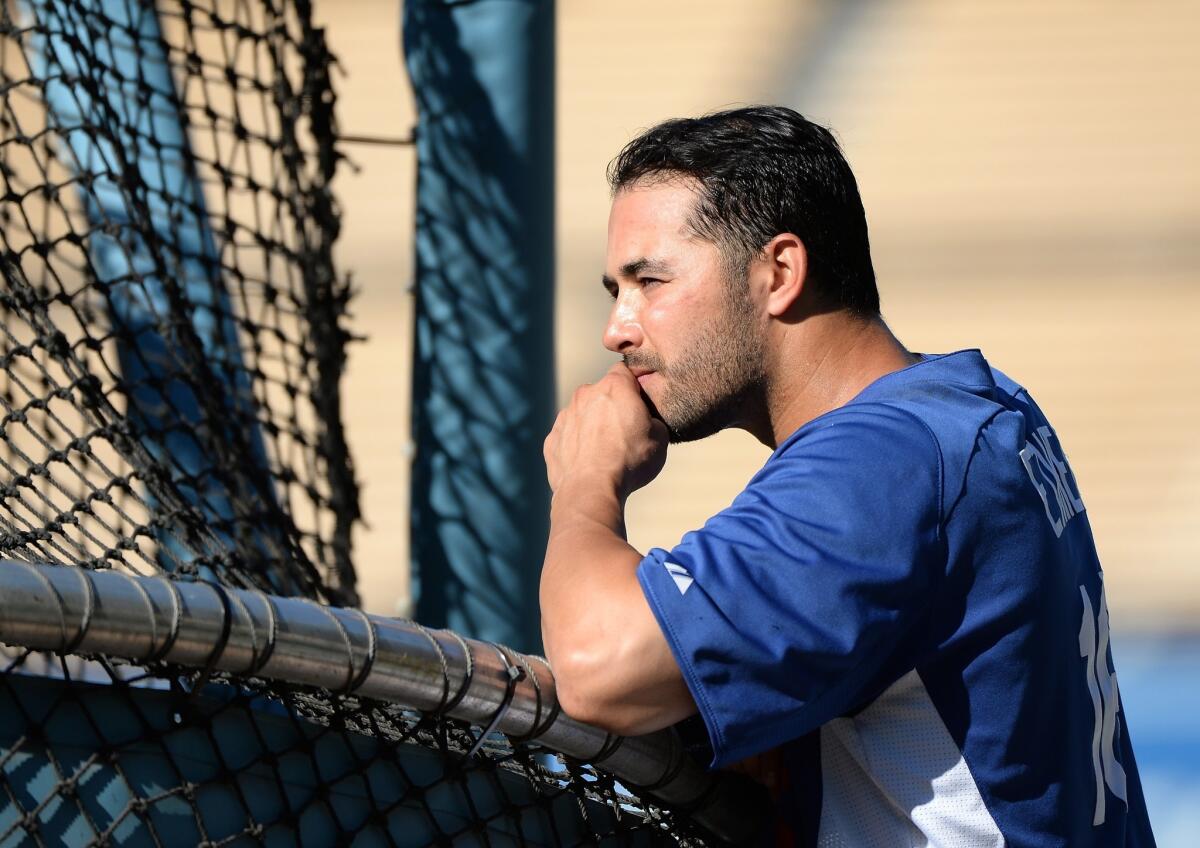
top-left (540, 106), bottom-right (1155, 845)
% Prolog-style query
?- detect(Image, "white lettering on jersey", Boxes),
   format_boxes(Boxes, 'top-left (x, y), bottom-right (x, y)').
top-left (1020, 425), bottom-right (1085, 537)
top-left (1079, 581), bottom-right (1128, 825)
top-left (664, 561), bottom-right (693, 595)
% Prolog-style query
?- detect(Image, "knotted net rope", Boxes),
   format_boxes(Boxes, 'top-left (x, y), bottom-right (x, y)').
top-left (0, 0), bottom-right (356, 604)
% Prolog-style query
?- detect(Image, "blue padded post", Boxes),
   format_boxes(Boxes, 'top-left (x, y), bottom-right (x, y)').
top-left (404, 0), bottom-right (555, 652)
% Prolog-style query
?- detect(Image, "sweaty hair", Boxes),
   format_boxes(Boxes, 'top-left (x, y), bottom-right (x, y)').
top-left (607, 105), bottom-right (880, 316)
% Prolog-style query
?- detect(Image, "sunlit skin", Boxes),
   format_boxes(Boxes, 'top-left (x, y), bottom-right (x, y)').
top-left (540, 178), bottom-right (919, 754)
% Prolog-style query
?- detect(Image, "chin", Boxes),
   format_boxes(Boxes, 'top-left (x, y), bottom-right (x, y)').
top-left (661, 395), bottom-right (746, 444)
top-left (663, 415), bottom-right (727, 445)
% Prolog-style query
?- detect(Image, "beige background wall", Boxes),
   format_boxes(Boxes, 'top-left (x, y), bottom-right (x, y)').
top-left (316, 1), bottom-right (1199, 626)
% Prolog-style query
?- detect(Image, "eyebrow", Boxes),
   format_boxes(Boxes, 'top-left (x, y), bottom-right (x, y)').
top-left (601, 257), bottom-right (673, 294)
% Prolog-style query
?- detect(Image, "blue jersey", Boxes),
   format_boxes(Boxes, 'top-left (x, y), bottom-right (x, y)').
top-left (638, 350), bottom-right (1155, 846)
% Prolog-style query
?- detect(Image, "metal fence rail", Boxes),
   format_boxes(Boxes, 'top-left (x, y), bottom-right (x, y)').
top-left (0, 559), bottom-right (763, 844)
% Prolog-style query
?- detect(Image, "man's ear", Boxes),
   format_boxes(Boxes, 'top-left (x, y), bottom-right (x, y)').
top-left (762, 233), bottom-right (807, 318)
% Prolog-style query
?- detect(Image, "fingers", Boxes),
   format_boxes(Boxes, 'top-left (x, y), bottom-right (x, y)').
top-left (605, 361), bottom-right (638, 386)
top-left (596, 363), bottom-right (645, 407)
top-left (562, 366), bottom-right (641, 413)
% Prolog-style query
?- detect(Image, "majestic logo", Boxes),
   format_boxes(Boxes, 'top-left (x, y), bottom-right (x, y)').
top-left (1019, 425), bottom-right (1085, 538)
top-left (664, 561), bottom-right (694, 595)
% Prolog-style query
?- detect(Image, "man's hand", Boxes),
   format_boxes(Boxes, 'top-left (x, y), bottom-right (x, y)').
top-left (544, 363), bottom-right (669, 499)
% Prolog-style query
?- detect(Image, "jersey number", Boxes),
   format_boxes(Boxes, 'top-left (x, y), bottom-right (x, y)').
top-left (1078, 582), bottom-right (1128, 825)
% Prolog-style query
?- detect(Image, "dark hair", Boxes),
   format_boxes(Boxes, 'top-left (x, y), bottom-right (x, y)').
top-left (607, 105), bottom-right (879, 316)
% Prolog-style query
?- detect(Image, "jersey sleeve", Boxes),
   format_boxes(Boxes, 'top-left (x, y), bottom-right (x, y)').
top-left (637, 403), bottom-right (945, 767)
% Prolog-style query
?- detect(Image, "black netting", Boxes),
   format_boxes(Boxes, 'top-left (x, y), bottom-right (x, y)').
top-left (0, 1), bottom-right (721, 844)
top-left (0, 0), bottom-right (356, 603)
top-left (0, 654), bottom-right (705, 846)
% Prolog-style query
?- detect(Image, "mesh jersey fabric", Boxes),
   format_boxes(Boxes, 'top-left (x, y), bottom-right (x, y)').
top-left (637, 349), bottom-right (1156, 846)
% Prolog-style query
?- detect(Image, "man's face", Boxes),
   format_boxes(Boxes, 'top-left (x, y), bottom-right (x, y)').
top-left (602, 179), bottom-right (766, 443)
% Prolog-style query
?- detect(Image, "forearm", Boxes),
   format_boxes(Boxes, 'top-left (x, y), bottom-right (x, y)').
top-left (540, 476), bottom-right (642, 674)
top-left (539, 366), bottom-right (693, 733)
top-left (540, 476), bottom-right (695, 734)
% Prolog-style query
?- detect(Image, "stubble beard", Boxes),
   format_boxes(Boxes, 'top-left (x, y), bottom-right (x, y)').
top-left (625, 283), bottom-right (766, 444)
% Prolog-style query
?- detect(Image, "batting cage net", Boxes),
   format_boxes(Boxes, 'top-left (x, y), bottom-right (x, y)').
top-left (0, 1), bottom-right (760, 845)
top-left (0, 0), bottom-right (356, 604)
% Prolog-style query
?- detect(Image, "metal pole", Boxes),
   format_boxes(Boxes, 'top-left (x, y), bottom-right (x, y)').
top-left (0, 560), bottom-right (765, 845)
top-left (403, 0), bottom-right (555, 653)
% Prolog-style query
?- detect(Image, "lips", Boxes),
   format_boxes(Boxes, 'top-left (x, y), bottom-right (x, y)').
top-left (629, 368), bottom-right (656, 387)
top-left (623, 358), bottom-right (661, 390)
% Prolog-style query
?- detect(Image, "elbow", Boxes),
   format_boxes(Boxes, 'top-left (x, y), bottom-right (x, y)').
top-left (550, 649), bottom-right (607, 726)
top-left (551, 651), bottom-right (647, 737)
top-left (555, 677), bottom-right (607, 730)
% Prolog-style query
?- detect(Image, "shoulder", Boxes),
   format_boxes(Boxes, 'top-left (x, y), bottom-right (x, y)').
top-left (708, 402), bottom-right (946, 550)
top-left (785, 401), bottom-right (943, 451)
top-left (823, 353), bottom-right (1036, 511)
top-left (766, 402), bottom-right (944, 500)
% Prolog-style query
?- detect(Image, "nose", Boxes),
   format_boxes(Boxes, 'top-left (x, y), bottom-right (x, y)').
top-left (602, 290), bottom-right (644, 353)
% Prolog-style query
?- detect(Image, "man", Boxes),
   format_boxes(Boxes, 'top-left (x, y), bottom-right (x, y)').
top-left (540, 106), bottom-right (1154, 845)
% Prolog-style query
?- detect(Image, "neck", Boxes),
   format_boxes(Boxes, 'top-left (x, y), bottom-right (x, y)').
top-left (748, 312), bottom-right (919, 448)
